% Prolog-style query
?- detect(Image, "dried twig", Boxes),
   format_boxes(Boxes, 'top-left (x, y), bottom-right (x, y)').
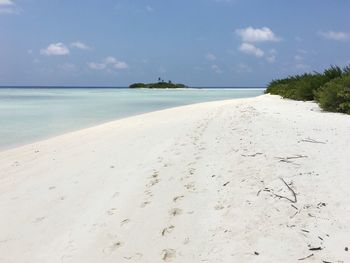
top-left (275, 155), bottom-right (308, 160)
top-left (223, 181), bottom-right (230, 187)
top-left (299, 138), bottom-right (326, 144)
top-left (275, 155), bottom-right (308, 164)
top-left (309, 247), bottom-right (322, 251)
top-left (241, 152), bottom-right (263, 157)
top-left (273, 178), bottom-right (297, 203)
top-left (291, 204), bottom-right (298, 210)
top-left (298, 254), bottom-right (314, 261)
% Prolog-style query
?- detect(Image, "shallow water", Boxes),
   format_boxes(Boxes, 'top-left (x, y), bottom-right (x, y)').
top-left (0, 88), bottom-right (264, 150)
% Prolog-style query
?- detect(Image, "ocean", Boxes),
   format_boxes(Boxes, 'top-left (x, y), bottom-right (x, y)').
top-left (0, 88), bottom-right (264, 150)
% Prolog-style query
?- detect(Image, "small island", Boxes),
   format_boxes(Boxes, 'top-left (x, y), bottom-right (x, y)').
top-left (129, 78), bottom-right (187, 89)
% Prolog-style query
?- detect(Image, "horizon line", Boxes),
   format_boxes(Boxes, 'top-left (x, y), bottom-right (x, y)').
top-left (0, 86), bottom-right (266, 89)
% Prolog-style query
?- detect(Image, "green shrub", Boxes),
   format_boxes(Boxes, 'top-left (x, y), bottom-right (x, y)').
top-left (129, 83), bottom-right (146, 88)
top-left (315, 72), bottom-right (350, 114)
top-left (265, 73), bottom-right (327, 101)
top-left (265, 65), bottom-right (350, 102)
top-left (129, 82), bottom-right (187, 89)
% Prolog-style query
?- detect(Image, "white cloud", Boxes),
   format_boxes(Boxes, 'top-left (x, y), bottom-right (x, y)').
top-left (104, 56), bottom-right (128, 69)
top-left (211, 64), bottom-right (222, 73)
top-left (236, 27), bottom-right (280, 43)
top-left (103, 56), bottom-right (118, 64)
top-left (40, 43), bottom-right (70, 56)
top-left (0, 0), bottom-right (19, 14)
top-left (319, 31), bottom-right (349, 41)
top-left (205, 53), bottom-right (217, 61)
top-left (113, 61), bottom-right (128, 69)
top-left (71, 41), bottom-right (91, 50)
top-left (88, 56), bottom-right (128, 71)
top-left (239, 43), bottom-right (264, 57)
top-left (87, 62), bottom-right (106, 70)
top-left (0, 0), bottom-right (14, 5)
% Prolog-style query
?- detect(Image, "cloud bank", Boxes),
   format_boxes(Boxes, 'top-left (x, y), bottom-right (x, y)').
top-left (239, 43), bottom-right (264, 57)
top-left (0, 0), bottom-right (19, 14)
top-left (71, 41), bottom-right (92, 50)
top-left (236, 27), bottom-right (280, 43)
top-left (88, 57), bottom-right (128, 71)
top-left (319, 31), bottom-right (349, 41)
top-left (40, 43), bottom-right (70, 56)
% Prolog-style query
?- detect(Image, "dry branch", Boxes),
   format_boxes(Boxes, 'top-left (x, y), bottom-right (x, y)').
top-left (300, 138), bottom-right (326, 144)
top-left (298, 254), bottom-right (314, 261)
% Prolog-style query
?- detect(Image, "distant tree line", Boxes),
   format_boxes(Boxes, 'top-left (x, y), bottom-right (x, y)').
top-left (129, 78), bottom-right (187, 89)
top-left (265, 65), bottom-right (350, 114)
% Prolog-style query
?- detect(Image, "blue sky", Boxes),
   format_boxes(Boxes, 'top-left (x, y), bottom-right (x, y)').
top-left (1, 0), bottom-right (349, 87)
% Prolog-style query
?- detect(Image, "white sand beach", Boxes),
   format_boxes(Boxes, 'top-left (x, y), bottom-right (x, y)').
top-left (0, 94), bottom-right (349, 263)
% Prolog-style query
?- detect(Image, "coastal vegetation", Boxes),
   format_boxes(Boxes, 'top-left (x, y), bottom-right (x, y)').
top-left (129, 78), bottom-right (187, 89)
top-left (265, 65), bottom-right (350, 114)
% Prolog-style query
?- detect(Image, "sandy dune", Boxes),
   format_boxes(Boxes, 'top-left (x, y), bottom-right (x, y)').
top-left (0, 95), bottom-right (349, 263)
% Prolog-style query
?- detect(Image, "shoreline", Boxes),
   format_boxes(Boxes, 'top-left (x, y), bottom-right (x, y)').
top-left (0, 94), bottom-right (349, 262)
top-left (0, 96), bottom-right (264, 153)
top-left (0, 89), bottom-right (264, 152)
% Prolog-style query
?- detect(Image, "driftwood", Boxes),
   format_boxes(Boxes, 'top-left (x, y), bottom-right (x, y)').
top-left (275, 155), bottom-right (308, 160)
top-left (298, 254), bottom-right (314, 260)
top-left (241, 152), bottom-right (263, 157)
top-left (223, 181), bottom-right (230, 187)
top-left (309, 247), bottom-right (322, 251)
top-left (272, 178), bottom-right (297, 203)
top-left (299, 138), bottom-right (326, 144)
top-left (275, 155), bottom-right (308, 164)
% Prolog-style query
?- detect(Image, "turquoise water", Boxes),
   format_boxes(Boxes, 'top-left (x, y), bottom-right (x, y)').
top-left (0, 88), bottom-right (264, 150)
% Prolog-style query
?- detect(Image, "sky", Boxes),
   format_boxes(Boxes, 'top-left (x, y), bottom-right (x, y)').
top-left (0, 0), bottom-right (349, 87)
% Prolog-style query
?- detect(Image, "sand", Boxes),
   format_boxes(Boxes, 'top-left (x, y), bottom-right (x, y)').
top-left (0, 94), bottom-right (349, 263)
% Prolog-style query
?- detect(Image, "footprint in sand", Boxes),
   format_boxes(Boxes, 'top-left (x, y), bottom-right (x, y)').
top-left (169, 208), bottom-right (182, 217)
top-left (120, 219), bottom-right (130, 226)
top-left (189, 168), bottom-right (195, 175)
top-left (214, 204), bottom-right (225, 210)
top-left (107, 208), bottom-right (117, 216)
top-left (161, 225), bottom-right (175, 236)
top-left (151, 171), bottom-right (159, 178)
top-left (123, 253), bottom-right (143, 260)
top-left (149, 178), bottom-right (160, 186)
top-left (144, 189), bottom-right (153, 197)
top-left (162, 249), bottom-right (176, 262)
top-left (103, 241), bottom-right (123, 254)
top-left (140, 201), bottom-right (151, 208)
top-left (173, 195), bottom-right (184, 203)
top-left (184, 182), bottom-right (196, 191)
top-left (183, 237), bottom-right (190, 245)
